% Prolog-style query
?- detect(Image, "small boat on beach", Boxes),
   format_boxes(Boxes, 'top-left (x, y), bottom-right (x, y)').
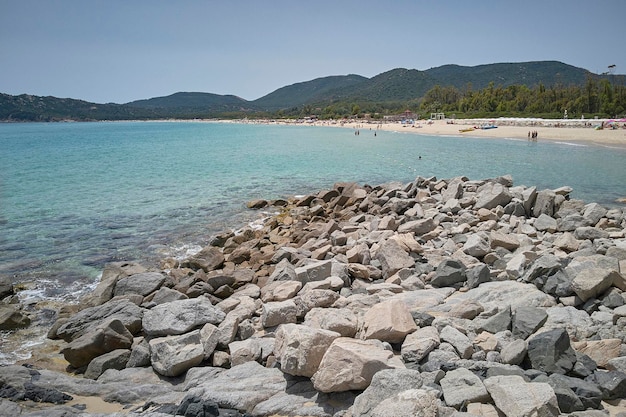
top-left (480, 124), bottom-right (498, 130)
top-left (459, 127), bottom-right (475, 133)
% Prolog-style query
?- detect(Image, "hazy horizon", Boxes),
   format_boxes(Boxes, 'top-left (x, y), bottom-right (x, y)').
top-left (2, 0), bottom-right (624, 104)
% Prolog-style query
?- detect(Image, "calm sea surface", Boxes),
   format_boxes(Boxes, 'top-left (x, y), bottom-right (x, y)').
top-left (1, 121), bottom-right (625, 362)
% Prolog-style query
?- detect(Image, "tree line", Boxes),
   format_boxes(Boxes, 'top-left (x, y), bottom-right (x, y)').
top-left (285, 76), bottom-right (625, 120)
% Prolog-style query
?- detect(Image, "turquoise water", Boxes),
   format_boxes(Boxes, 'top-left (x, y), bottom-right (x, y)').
top-left (1, 121), bottom-right (625, 302)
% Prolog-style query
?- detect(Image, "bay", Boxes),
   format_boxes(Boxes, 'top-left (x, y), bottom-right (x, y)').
top-left (1, 121), bottom-right (625, 299)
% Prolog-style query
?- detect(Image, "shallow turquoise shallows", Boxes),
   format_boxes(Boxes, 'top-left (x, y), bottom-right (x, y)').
top-left (1, 121), bottom-right (625, 302)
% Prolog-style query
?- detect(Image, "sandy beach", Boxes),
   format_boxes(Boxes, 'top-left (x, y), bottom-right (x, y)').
top-left (332, 118), bottom-right (626, 149)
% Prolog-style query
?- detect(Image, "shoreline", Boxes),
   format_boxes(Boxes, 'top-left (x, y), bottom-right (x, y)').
top-left (272, 117), bottom-right (626, 150)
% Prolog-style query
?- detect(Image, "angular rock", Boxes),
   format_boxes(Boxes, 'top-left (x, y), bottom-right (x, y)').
top-left (583, 202), bottom-right (607, 226)
top-left (113, 272), bottom-right (166, 297)
top-left (501, 339), bottom-right (527, 365)
top-left (84, 349), bottom-right (131, 379)
top-left (474, 182), bottom-right (512, 210)
top-left (571, 338), bottom-right (622, 368)
top-left (511, 306), bottom-right (548, 340)
top-left (260, 280), bottom-right (302, 302)
top-left (466, 263), bottom-right (491, 289)
top-left (55, 298), bottom-right (144, 342)
top-left (260, 299), bottom-right (298, 328)
top-left (397, 218), bottom-right (437, 236)
top-left (183, 245), bottom-right (225, 272)
top-left (149, 330), bottom-right (204, 377)
top-left (440, 325), bottom-right (473, 359)
top-left (350, 368), bottom-right (424, 417)
top-left (574, 226), bottom-right (610, 241)
top-left (553, 232), bottom-right (580, 252)
top-left (83, 261), bottom-right (147, 306)
top-left (299, 289), bottom-right (340, 310)
top-left (535, 213), bottom-right (558, 232)
top-left (274, 324), bottom-right (340, 377)
top-left (526, 328), bottom-right (576, 374)
top-left (303, 307), bottom-right (358, 337)
top-left (490, 230), bottom-right (520, 251)
top-left (440, 367), bottom-right (490, 408)
top-left (591, 369), bottom-right (626, 400)
top-left (400, 325), bottom-right (440, 363)
top-left (375, 239), bottom-right (415, 278)
top-left (362, 299), bottom-right (417, 343)
top-left (311, 338), bottom-right (405, 392)
top-left (61, 318), bottom-right (133, 369)
top-left (484, 375), bottom-right (560, 417)
top-left (463, 233), bottom-right (491, 258)
top-left (549, 373), bottom-right (603, 409)
top-left (294, 260), bottom-right (332, 284)
top-left (431, 259), bottom-right (467, 288)
top-left (150, 287), bottom-right (188, 305)
top-left (533, 189), bottom-right (556, 217)
top-left (143, 296), bottom-right (225, 336)
top-left (571, 268), bottom-right (621, 302)
top-left (229, 338), bottom-right (263, 366)
top-left (370, 389), bottom-right (439, 417)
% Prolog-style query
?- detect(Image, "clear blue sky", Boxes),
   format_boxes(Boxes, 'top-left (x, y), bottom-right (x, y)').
top-left (1, 0), bottom-right (623, 104)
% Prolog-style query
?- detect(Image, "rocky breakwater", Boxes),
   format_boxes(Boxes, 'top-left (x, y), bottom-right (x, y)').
top-left (2, 174), bottom-right (626, 417)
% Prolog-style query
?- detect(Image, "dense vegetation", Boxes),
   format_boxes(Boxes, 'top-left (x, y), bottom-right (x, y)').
top-left (1, 61), bottom-right (624, 122)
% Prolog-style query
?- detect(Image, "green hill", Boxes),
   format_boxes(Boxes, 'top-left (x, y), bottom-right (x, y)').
top-left (2, 61), bottom-right (624, 121)
top-left (252, 74), bottom-right (368, 110)
top-left (424, 61), bottom-right (592, 90)
top-left (0, 93), bottom-right (146, 122)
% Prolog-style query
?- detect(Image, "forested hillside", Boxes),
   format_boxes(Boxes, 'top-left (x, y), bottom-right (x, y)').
top-left (1, 61), bottom-right (624, 121)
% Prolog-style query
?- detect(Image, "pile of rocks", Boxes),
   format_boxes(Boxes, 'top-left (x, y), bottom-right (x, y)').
top-left (2, 175), bottom-right (626, 417)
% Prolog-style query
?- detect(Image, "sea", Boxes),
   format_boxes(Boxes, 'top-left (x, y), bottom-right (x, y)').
top-left (1, 120), bottom-right (625, 363)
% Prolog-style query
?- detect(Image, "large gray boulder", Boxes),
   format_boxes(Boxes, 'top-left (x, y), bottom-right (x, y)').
top-left (484, 375), bottom-right (560, 417)
top-left (474, 182), bottom-right (512, 210)
top-left (583, 202), bottom-right (607, 226)
top-left (401, 325), bottom-right (440, 363)
top-left (149, 330), bottom-right (205, 377)
top-left (440, 367), bottom-right (490, 408)
top-left (294, 260), bottom-right (332, 284)
top-left (527, 328), bottom-right (576, 375)
top-left (82, 261), bottom-right (148, 307)
top-left (350, 369), bottom-right (424, 417)
top-left (440, 325), bottom-right (473, 359)
top-left (311, 338), bottom-right (405, 393)
top-left (273, 323), bottom-right (340, 377)
top-left (533, 189), bottom-right (556, 217)
top-left (142, 296), bottom-right (225, 336)
top-left (511, 306), bottom-right (548, 340)
top-left (61, 318), bottom-right (134, 368)
top-left (369, 389), bottom-right (439, 417)
top-left (431, 259), bottom-right (467, 288)
top-left (462, 233), bottom-right (491, 258)
top-left (83, 349), bottom-right (131, 380)
top-left (55, 298), bottom-right (144, 342)
top-left (113, 271), bottom-right (166, 297)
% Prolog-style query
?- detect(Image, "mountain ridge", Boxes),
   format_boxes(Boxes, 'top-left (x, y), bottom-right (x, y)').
top-left (2, 61), bottom-right (624, 121)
